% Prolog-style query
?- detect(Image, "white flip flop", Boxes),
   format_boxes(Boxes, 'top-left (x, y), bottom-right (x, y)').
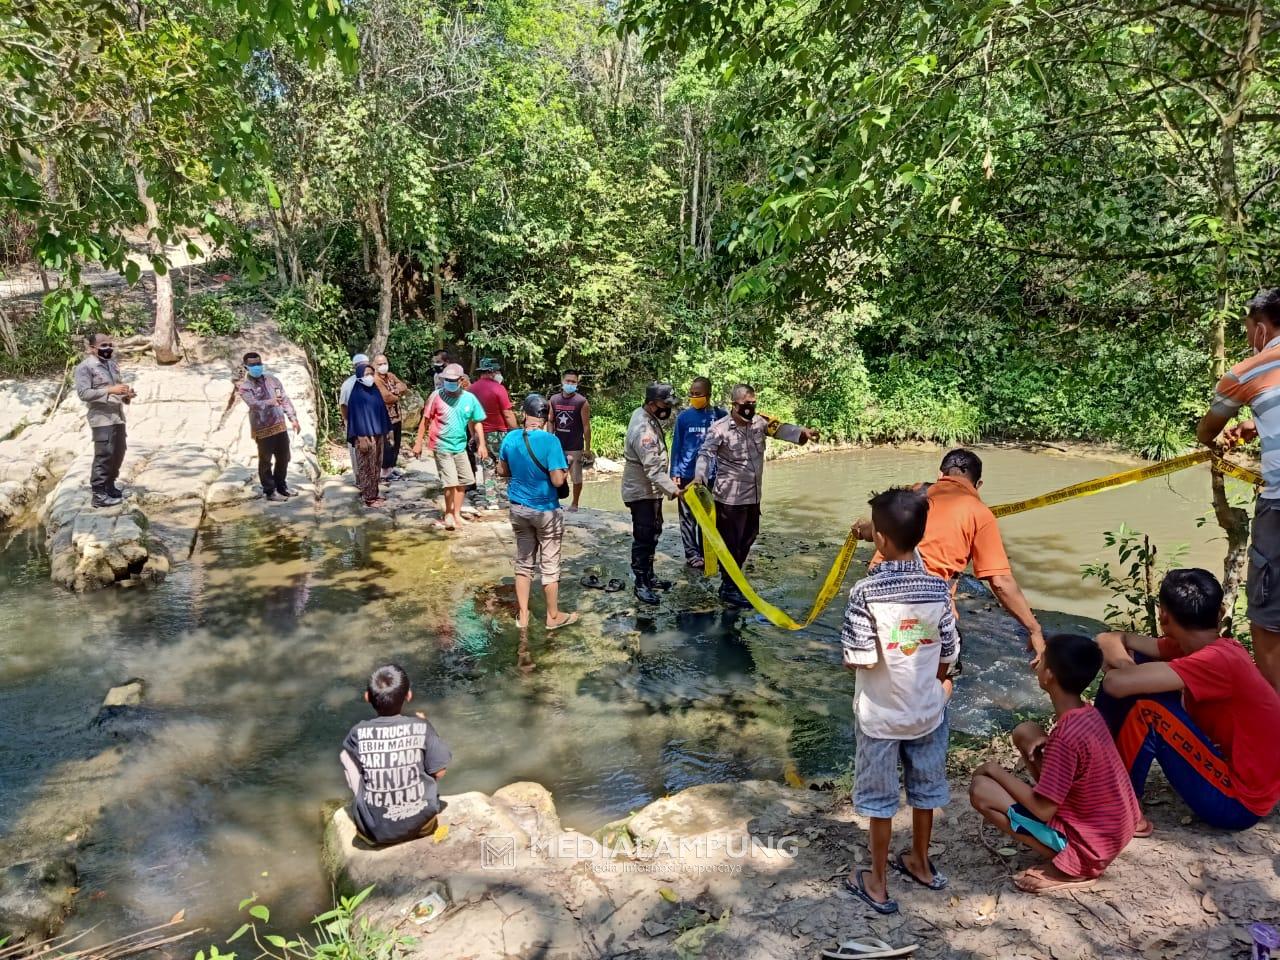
top-left (820, 938), bottom-right (919, 960)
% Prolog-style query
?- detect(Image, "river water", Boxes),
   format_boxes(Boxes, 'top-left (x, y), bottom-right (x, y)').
top-left (0, 446), bottom-right (1245, 941)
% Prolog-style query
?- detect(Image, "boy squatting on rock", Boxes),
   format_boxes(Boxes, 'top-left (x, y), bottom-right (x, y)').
top-left (839, 486), bottom-right (959, 915)
top-left (340, 664), bottom-right (453, 846)
top-left (969, 633), bottom-right (1144, 893)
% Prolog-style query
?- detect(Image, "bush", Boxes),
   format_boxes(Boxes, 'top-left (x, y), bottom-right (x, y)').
top-left (276, 280), bottom-right (368, 438)
top-left (179, 293), bottom-right (244, 338)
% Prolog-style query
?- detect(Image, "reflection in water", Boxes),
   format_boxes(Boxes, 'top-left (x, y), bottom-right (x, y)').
top-left (0, 446), bottom-right (1232, 942)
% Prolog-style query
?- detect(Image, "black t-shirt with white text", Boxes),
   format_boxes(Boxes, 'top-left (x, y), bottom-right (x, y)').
top-left (341, 714), bottom-right (452, 844)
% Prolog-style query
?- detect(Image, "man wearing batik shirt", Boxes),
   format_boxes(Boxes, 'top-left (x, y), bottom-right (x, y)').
top-left (692, 383), bottom-right (818, 608)
top-left (1196, 286), bottom-right (1280, 691)
top-left (233, 351), bottom-right (301, 501)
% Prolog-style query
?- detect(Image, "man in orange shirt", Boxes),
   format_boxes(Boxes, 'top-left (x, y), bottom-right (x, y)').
top-left (855, 449), bottom-right (1044, 659)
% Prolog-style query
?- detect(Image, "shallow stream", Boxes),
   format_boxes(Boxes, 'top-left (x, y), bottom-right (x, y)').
top-left (0, 445), bottom-right (1245, 941)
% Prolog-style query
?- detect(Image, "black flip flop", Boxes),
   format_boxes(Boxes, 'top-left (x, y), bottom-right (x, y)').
top-left (603, 578), bottom-right (625, 592)
top-left (579, 574), bottom-right (603, 589)
top-left (890, 851), bottom-right (948, 890)
top-left (844, 870), bottom-right (898, 915)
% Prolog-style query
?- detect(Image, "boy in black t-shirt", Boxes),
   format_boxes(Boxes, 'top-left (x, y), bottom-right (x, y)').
top-left (340, 664), bottom-right (452, 846)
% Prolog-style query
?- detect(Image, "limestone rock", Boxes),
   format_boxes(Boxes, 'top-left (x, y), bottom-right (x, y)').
top-left (593, 455), bottom-right (622, 473)
top-left (0, 856), bottom-right (77, 945)
top-left (101, 678), bottom-right (145, 708)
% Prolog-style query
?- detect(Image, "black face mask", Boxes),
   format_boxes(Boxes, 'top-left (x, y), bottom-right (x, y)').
top-left (653, 404), bottom-right (672, 421)
top-left (97, 346), bottom-right (114, 361)
top-left (432, 362), bottom-right (445, 373)
top-left (736, 402), bottom-right (757, 420)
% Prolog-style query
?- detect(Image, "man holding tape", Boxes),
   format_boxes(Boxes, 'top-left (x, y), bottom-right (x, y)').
top-left (1196, 287), bottom-right (1280, 693)
top-left (853, 449), bottom-right (1044, 658)
top-left (693, 384), bottom-right (819, 608)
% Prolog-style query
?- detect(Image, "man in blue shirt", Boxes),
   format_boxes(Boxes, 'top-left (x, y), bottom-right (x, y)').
top-left (670, 377), bottom-right (727, 568)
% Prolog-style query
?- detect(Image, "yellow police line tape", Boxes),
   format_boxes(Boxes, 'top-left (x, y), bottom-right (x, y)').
top-left (683, 452), bottom-right (1262, 631)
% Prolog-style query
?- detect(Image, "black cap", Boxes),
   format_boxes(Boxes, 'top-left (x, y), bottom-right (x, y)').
top-left (523, 393), bottom-right (550, 419)
top-left (645, 382), bottom-right (677, 404)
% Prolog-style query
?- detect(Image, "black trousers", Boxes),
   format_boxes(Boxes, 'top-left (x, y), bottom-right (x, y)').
top-left (90, 423), bottom-right (127, 493)
top-left (677, 495), bottom-right (702, 562)
top-left (256, 431), bottom-right (291, 494)
top-left (382, 422), bottom-right (402, 469)
top-left (627, 499), bottom-right (664, 574)
top-left (715, 501), bottom-right (761, 586)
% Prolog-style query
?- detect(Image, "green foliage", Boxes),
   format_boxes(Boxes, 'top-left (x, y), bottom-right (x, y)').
top-left (1081, 525), bottom-right (1188, 634)
top-left (204, 887), bottom-right (410, 960)
top-left (179, 294), bottom-right (244, 338)
top-left (0, 312), bottom-right (77, 379)
top-left (276, 279), bottom-right (364, 435)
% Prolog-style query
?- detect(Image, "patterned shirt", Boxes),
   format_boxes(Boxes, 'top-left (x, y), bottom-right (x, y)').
top-left (841, 556), bottom-right (959, 739)
top-left (1034, 705), bottom-right (1140, 879)
top-left (1211, 333), bottom-right (1280, 499)
top-left (235, 374), bottom-right (297, 440)
top-left (423, 389), bottom-right (485, 454)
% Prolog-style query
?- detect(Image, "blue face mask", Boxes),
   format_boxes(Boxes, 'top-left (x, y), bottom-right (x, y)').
top-left (247, 364), bottom-right (264, 378)
top-left (562, 383), bottom-right (578, 394)
top-left (443, 379), bottom-right (462, 394)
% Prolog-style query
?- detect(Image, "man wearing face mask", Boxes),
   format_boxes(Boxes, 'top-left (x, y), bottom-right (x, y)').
top-left (413, 363), bottom-right (487, 531)
top-left (670, 376), bottom-right (727, 568)
top-left (546, 370), bottom-right (592, 511)
top-left (1197, 287), bottom-right (1280, 692)
top-left (431, 349), bottom-right (451, 390)
top-left (74, 332), bottom-right (136, 508)
top-left (467, 358), bottom-right (517, 510)
top-left (232, 351), bottom-right (301, 501)
top-left (693, 383), bottom-right (819, 608)
top-left (622, 383), bottom-right (681, 605)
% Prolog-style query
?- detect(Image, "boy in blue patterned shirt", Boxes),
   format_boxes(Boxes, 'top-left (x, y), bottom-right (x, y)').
top-left (840, 487), bottom-right (959, 915)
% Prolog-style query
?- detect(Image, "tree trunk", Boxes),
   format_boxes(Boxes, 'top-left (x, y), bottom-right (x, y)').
top-left (432, 259), bottom-right (444, 334)
top-left (133, 163), bottom-right (179, 364)
top-left (365, 190), bottom-right (394, 357)
top-left (1210, 1), bottom-right (1264, 628)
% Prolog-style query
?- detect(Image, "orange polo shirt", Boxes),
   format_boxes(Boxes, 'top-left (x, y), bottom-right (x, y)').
top-left (917, 475), bottom-right (1012, 587)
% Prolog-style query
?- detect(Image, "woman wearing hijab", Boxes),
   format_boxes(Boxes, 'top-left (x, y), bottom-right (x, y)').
top-left (347, 362), bottom-right (393, 507)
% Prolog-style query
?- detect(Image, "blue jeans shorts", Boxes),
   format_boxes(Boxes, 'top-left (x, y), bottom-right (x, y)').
top-left (853, 714), bottom-right (950, 818)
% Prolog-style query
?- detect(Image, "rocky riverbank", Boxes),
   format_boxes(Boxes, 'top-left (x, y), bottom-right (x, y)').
top-left (323, 771), bottom-right (1280, 960)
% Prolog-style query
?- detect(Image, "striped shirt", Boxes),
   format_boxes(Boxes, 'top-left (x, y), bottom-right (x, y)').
top-left (1211, 333), bottom-right (1280, 499)
top-left (840, 557), bottom-right (959, 739)
top-left (1034, 705), bottom-right (1140, 879)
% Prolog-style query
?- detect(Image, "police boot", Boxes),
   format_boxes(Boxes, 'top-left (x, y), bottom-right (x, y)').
top-left (633, 567), bottom-right (661, 606)
top-left (651, 571), bottom-right (674, 591)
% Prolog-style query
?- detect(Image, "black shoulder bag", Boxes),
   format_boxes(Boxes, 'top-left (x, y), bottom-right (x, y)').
top-left (523, 430), bottom-right (570, 500)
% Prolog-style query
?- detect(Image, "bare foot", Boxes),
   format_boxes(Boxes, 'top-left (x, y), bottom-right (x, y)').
top-left (546, 612), bottom-right (579, 631)
top-left (1014, 864), bottom-right (1095, 894)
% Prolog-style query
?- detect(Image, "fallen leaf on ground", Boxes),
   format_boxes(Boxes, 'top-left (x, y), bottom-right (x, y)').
top-left (170, 909), bottom-right (186, 924)
top-left (659, 887), bottom-right (679, 903)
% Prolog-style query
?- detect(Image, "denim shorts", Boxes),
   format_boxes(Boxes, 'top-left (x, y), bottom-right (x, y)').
top-left (853, 714), bottom-right (950, 818)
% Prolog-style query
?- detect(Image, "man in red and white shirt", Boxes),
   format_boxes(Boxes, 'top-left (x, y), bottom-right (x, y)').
top-left (1196, 287), bottom-right (1280, 691)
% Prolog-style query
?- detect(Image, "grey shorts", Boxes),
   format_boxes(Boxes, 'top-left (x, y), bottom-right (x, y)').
top-left (1249, 499), bottom-right (1280, 630)
top-left (434, 449), bottom-right (474, 488)
top-left (510, 503), bottom-right (564, 582)
top-left (852, 714), bottom-right (950, 818)
top-left (565, 450), bottom-right (584, 484)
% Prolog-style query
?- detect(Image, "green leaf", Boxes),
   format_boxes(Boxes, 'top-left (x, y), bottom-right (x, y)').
top-left (249, 905), bottom-right (270, 922)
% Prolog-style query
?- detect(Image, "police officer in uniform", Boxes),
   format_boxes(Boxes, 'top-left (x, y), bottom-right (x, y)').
top-left (622, 383), bottom-right (680, 604)
top-left (74, 332), bottom-right (136, 508)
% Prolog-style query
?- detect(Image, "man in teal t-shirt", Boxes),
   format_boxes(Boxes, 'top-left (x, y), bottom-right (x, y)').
top-left (413, 363), bottom-right (486, 530)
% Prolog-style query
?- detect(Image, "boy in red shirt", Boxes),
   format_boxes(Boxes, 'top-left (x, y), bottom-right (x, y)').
top-left (970, 633), bottom-right (1141, 893)
top-left (1096, 567), bottom-right (1280, 831)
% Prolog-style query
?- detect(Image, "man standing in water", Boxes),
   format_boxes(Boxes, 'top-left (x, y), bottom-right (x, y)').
top-left (1196, 287), bottom-right (1280, 692)
top-left (547, 370), bottom-right (591, 512)
top-left (692, 384), bottom-right (819, 608)
top-left (622, 383), bottom-right (681, 605)
top-left (74, 332), bottom-right (136, 508)
top-left (852, 449), bottom-right (1044, 657)
top-left (670, 376), bottom-right (726, 568)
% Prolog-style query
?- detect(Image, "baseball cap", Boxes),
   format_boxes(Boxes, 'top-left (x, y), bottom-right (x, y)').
top-left (478, 357), bottom-right (502, 372)
top-left (442, 363), bottom-right (465, 380)
top-left (645, 382), bottom-right (677, 405)
top-left (522, 393), bottom-right (550, 419)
